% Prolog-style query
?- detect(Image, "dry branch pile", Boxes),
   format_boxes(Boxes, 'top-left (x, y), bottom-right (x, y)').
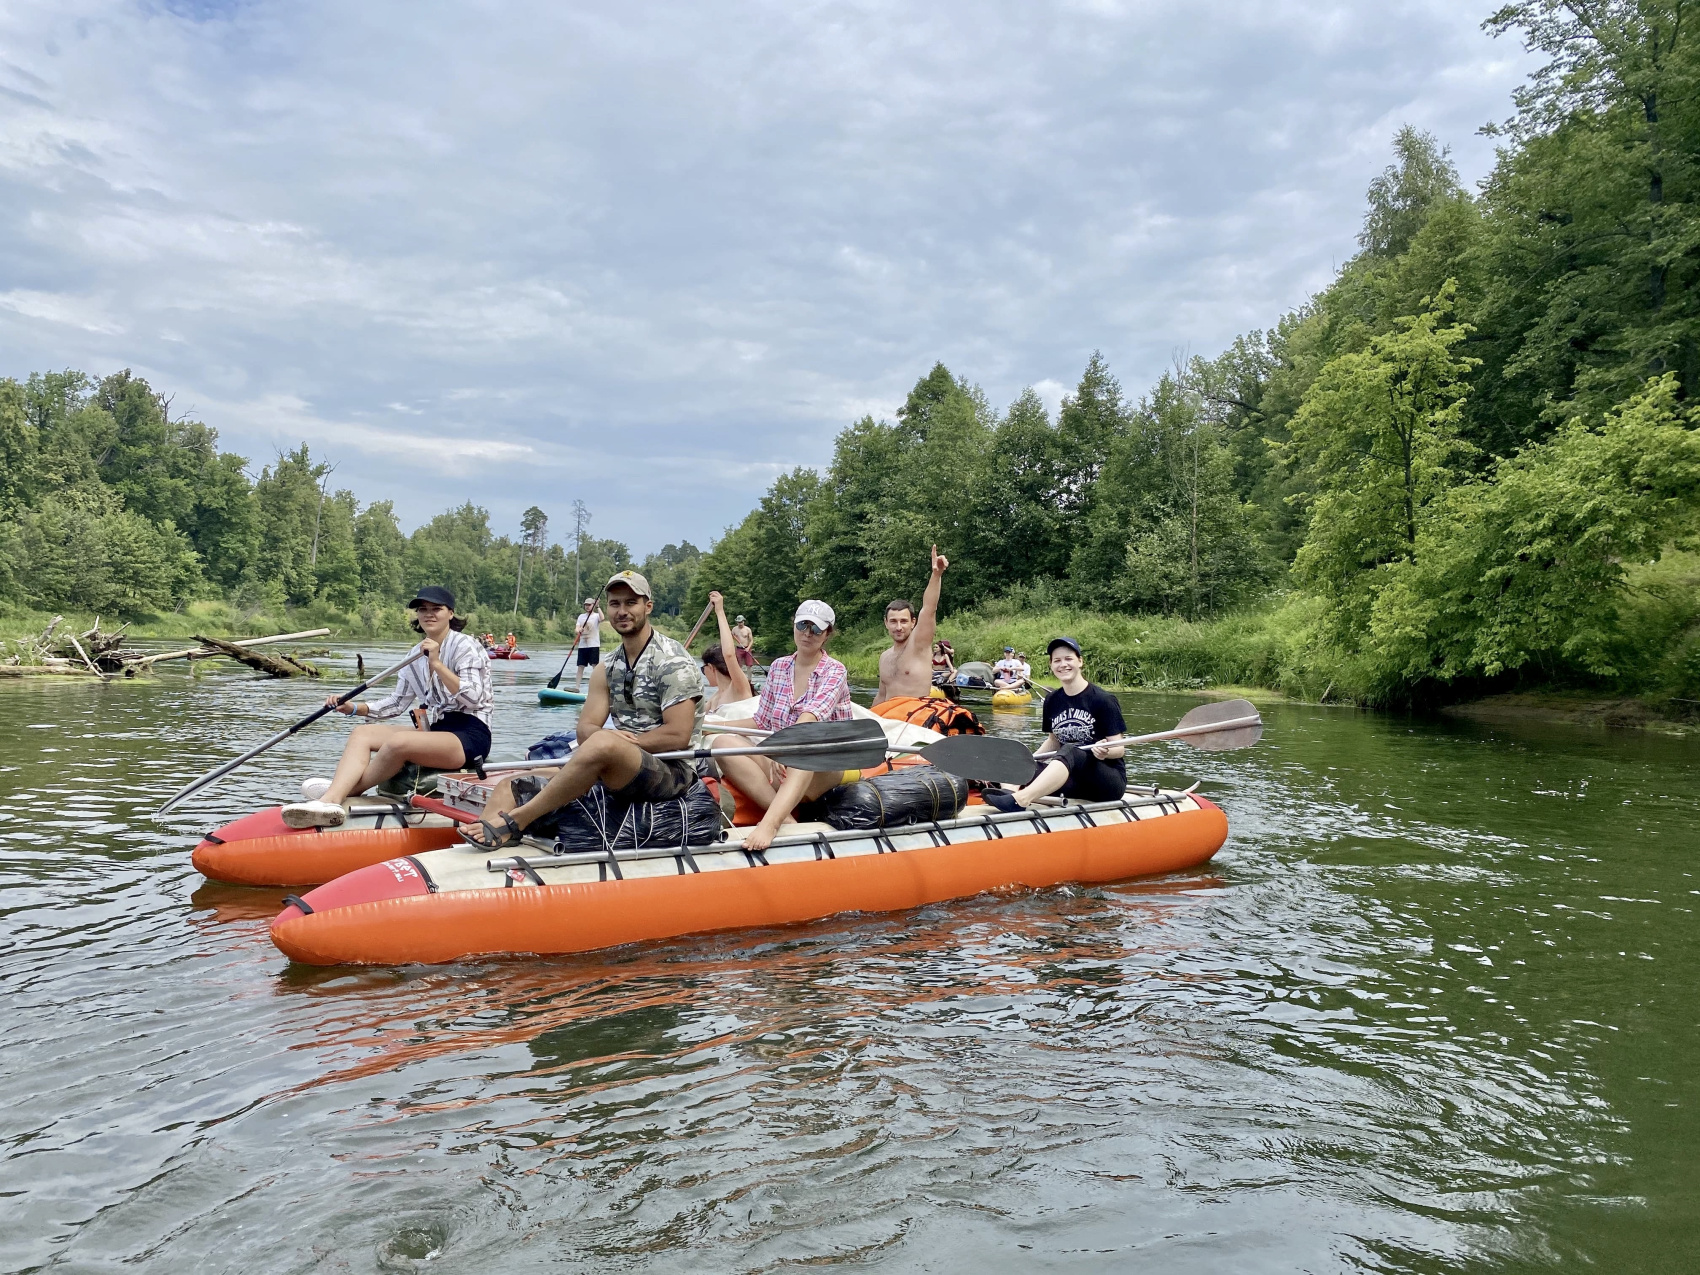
top-left (0, 619), bottom-right (328, 679)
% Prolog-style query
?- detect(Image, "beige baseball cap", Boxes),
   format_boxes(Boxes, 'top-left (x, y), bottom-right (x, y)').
top-left (605, 570), bottom-right (652, 599)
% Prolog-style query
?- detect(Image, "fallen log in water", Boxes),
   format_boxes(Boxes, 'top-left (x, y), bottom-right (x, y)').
top-left (192, 634), bottom-right (321, 678)
top-left (126, 628), bottom-right (332, 671)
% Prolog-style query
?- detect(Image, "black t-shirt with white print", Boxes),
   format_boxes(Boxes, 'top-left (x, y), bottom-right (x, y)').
top-left (1041, 682), bottom-right (1128, 777)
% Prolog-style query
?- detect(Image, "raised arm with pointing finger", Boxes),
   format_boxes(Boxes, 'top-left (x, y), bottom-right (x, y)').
top-left (912, 543), bottom-right (948, 656)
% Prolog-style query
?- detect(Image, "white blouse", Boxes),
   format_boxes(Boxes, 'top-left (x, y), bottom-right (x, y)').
top-left (364, 629), bottom-right (493, 726)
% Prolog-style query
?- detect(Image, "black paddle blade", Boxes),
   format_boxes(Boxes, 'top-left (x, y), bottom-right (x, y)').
top-left (918, 734), bottom-right (1036, 786)
top-left (764, 718), bottom-right (890, 772)
top-left (1175, 697), bottom-right (1263, 751)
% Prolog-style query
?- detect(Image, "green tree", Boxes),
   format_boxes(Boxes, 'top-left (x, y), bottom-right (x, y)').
top-left (0, 379), bottom-right (38, 523)
top-left (254, 445), bottom-right (329, 605)
top-left (1370, 374), bottom-right (1700, 683)
top-left (313, 490), bottom-right (361, 610)
top-left (354, 500), bottom-right (406, 601)
top-left (1288, 287), bottom-right (1480, 641)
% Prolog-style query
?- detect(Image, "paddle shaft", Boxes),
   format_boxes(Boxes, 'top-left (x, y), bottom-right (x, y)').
top-left (1035, 713), bottom-right (1261, 760)
top-left (482, 736), bottom-right (884, 774)
top-left (154, 648), bottom-right (430, 815)
top-left (682, 600), bottom-right (715, 650)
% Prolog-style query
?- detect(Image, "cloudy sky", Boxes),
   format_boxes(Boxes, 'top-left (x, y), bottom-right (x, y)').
top-left (0, 0), bottom-right (1537, 554)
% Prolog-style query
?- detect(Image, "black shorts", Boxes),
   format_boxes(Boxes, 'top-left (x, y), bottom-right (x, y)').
top-left (576, 646), bottom-right (601, 667)
top-left (1039, 744), bottom-right (1127, 803)
top-left (608, 749), bottom-right (697, 804)
top-left (430, 711), bottom-right (492, 765)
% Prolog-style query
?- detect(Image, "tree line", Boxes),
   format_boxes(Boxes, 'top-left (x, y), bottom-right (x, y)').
top-left (690, 2), bottom-right (1700, 703)
top-left (0, 369), bottom-right (703, 627)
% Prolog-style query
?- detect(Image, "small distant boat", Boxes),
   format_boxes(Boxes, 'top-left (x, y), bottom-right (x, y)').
top-left (991, 688), bottom-right (1033, 709)
top-left (487, 647), bottom-right (529, 660)
top-left (538, 686), bottom-right (587, 705)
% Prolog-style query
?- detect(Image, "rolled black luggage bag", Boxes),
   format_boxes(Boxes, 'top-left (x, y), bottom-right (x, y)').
top-left (821, 768), bottom-right (970, 831)
top-left (509, 775), bottom-right (723, 850)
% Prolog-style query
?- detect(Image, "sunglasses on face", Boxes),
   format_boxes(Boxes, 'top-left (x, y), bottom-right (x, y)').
top-left (794, 621), bottom-right (825, 636)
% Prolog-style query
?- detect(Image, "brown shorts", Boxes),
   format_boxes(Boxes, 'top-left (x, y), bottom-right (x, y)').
top-left (607, 749), bottom-right (698, 804)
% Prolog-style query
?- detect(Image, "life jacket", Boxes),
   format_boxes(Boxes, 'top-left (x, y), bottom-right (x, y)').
top-left (869, 696), bottom-right (984, 736)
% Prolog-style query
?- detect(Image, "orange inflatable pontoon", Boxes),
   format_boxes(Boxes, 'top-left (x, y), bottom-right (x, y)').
top-left (269, 788), bottom-right (1228, 966)
top-left (191, 797), bottom-right (463, 887)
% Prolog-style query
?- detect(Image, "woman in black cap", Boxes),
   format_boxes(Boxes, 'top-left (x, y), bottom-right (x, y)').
top-left (281, 586), bottom-right (494, 828)
top-left (982, 635), bottom-right (1126, 811)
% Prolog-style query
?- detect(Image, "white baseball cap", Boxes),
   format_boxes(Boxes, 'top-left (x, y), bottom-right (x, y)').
top-left (794, 599), bottom-right (835, 629)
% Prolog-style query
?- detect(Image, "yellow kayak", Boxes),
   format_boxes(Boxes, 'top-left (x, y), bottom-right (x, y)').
top-left (991, 688), bottom-right (1032, 709)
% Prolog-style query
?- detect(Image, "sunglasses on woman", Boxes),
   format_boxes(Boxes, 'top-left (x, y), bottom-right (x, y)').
top-left (794, 621), bottom-right (826, 636)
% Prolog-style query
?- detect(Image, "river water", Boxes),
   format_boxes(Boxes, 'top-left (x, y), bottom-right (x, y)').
top-left (1, 646), bottom-right (1695, 1273)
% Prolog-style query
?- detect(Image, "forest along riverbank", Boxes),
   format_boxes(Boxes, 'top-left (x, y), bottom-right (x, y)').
top-left (1, 653), bottom-right (1697, 1270)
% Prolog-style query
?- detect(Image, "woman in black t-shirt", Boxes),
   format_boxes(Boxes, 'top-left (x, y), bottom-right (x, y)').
top-left (982, 636), bottom-right (1127, 811)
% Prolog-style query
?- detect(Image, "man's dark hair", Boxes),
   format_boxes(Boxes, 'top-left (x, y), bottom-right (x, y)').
top-left (885, 598), bottom-right (916, 619)
top-left (701, 644), bottom-right (729, 676)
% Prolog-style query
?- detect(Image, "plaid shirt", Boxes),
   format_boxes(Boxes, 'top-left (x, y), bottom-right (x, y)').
top-left (754, 652), bottom-right (852, 731)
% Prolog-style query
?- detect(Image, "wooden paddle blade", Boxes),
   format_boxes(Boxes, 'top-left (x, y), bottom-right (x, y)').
top-left (1175, 697), bottom-right (1264, 751)
top-left (917, 734), bottom-right (1036, 785)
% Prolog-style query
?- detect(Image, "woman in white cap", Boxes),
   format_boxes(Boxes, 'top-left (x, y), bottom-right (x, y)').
top-left (282, 586), bottom-right (493, 828)
top-left (710, 598), bottom-right (851, 851)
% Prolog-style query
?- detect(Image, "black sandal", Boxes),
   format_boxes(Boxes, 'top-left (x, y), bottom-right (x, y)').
top-left (460, 810), bottom-right (525, 850)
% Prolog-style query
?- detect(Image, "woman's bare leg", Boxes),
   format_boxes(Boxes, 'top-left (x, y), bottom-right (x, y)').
top-left (711, 738), bottom-right (780, 810)
top-left (321, 726), bottom-right (466, 804)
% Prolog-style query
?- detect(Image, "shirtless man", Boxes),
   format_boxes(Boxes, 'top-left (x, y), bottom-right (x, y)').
top-left (874, 544), bottom-right (948, 705)
top-left (730, 614), bottom-right (756, 668)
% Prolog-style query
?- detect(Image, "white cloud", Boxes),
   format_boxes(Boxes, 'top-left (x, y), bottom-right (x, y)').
top-left (0, 0), bottom-right (1538, 551)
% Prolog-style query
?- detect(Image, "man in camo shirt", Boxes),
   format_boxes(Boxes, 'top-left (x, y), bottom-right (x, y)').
top-left (462, 570), bottom-right (706, 848)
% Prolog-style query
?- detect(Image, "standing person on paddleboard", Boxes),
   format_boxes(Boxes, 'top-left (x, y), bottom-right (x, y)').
top-left (460, 570), bottom-right (705, 849)
top-left (730, 614), bottom-right (756, 668)
top-left (709, 599), bottom-right (853, 852)
top-left (981, 636), bottom-right (1127, 812)
top-left (874, 544), bottom-right (948, 707)
top-left (570, 597), bottom-right (603, 691)
top-left (281, 587), bottom-right (493, 828)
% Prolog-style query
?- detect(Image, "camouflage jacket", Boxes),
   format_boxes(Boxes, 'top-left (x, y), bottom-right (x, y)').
top-left (604, 630), bottom-right (705, 740)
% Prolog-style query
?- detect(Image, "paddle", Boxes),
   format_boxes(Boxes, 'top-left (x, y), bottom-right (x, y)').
top-left (481, 718), bottom-right (894, 777)
top-left (1035, 697), bottom-right (1265, 759)
top-left (549, 586), bottom-right (606, 690)
top-left (480, 719), bottom-right (1034, 785)
top-left (155, 648), bottom-right (430, 816)
top-left (681, 600), bottom-right (715, 650)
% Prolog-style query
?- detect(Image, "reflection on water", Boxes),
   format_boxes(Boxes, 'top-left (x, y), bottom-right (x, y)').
top-left (2, 648), bottom-right (1697, 1271)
